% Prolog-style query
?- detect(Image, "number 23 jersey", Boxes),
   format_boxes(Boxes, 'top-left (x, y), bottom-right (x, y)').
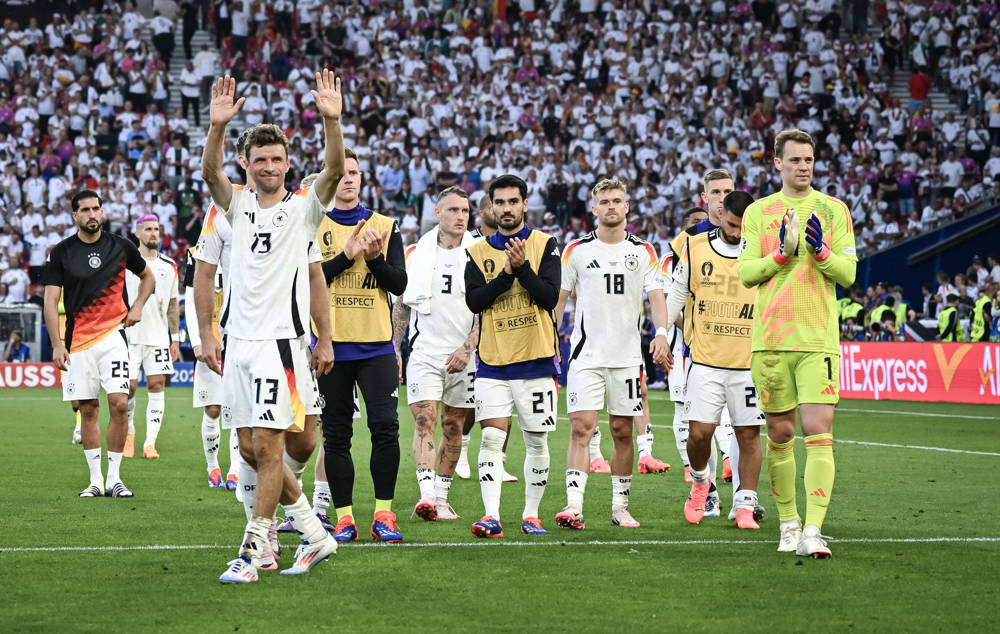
top-left (561, 232), bottom-right (661, 370)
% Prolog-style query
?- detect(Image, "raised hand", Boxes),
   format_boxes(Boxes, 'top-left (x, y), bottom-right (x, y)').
top-left (779, 210), bottom-right (799, 259)
top-left (362, 229), bottom-right (389, 261)
top-left (209, 75), bottom-right (245, 126)
top-left (345, 220), bottom-right (366, 260)
top-left (506, 237), bottom-right (526, 270)
top-left (804, 213), bottom-right (828, 261)
top-left (311, 69), bottom-right (343, 121)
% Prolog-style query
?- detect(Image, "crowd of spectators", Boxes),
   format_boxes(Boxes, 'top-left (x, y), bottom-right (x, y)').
top-left (1, 0), bottom-right (999, 313)
top-left (839, 253), bottom-right (1000, 342)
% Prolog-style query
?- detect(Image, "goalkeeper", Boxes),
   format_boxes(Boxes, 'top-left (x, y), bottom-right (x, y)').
top-left (737, 129), bottom-right (857, 559)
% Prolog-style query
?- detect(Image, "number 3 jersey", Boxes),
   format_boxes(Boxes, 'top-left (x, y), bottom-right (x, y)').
top-left (220, 184), bottom-right (326, 341)
top-left (403, 244), bottom-right (474, 363)
top-left (561, 232), bottom-right (661, 370)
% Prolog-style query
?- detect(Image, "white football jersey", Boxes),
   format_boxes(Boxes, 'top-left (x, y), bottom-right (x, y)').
top-left (562, 232), bottom-right (661, 369)
top-left (658, 249), bottom-right (683, 355)
top-left (125, 253), bottom-right (178, 346)
top-left (406, 245), bottom-right (475, 362)
top-left (219, 185), bottom-right (326, 340)
top-left (194, 202), bottom-right (233, 292)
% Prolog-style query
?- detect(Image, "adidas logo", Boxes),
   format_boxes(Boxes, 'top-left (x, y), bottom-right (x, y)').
top-left (542, 416), bottom-right (555, 427)
top-left (257, 410), bottom-right (275, 422)
top-left (766, 219), bottom-right (782, 232)
top-left (567, 481), bottom-right (580, 488)
top-left (586, 260), bottom-right (601, 269)
top-left (809, 488), bottom-right (828, 498)
top-left (480, 474), bottom-right (495, 482)
top-left (821, 384), bottom-right (837, 395)
top-left (531, 480), bottom-right (547, 487)
top-left (633, 404), bottom-right (643, 413)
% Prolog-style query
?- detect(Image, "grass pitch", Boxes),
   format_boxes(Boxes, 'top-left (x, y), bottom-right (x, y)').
top-left (1, 387), bottom-right (997, 632)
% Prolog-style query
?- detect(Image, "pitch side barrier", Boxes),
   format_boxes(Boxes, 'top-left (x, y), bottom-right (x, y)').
top-left (0, 361), bottom-right (197, 388)
top-left (839, 342), bottom-right (1000, 404)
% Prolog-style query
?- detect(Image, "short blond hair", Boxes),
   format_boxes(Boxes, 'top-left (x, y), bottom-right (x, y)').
top-left (702, 168), bottom-right (733, 193)
top-left (774, 129), bottom-right (815, 159)
top-left (591, 178), bottom-right (628, 199)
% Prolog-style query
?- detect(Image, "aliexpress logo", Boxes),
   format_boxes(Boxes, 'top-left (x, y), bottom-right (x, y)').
top-left (931, 344), bottom-right (972, 391)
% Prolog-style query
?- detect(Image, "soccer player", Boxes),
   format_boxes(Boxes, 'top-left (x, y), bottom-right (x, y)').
top-left (738, 128), bottom-right (857, 558)
top-left (460, 195), bottom-right (518, 483)
top-left (183, 213), bottom-right (241, 490)
top-left (553, 178), bottom-right (672, 530)
top-left (464, 173), bottom-right (561, 538)
top-left (667, 191), bottom-right (765, 529)
top-left (393, 186), bottom-right (478, 521)
top-left (668, 170), bottom-right (738, 513)
top-left (43, 189), bottom-right (155, 498)
top-left (659, 207), bottom-right (708, 481)
top-left (199, 73), bottom-right (341, 582)
top-left (124, 214), bottom-right (180, 459)
top-left (317, 147), bottom-right (408, 543)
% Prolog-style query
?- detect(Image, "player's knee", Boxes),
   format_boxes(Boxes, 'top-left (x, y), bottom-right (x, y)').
top-left (285, 433), bottom-right (315, 463)
top-left (688, 423), bottom-right (715, 444)
top-left (369, 416), bottom-right (400, 447)
top-left (205, 404), bottom-right (221, 418)
top-left (522, 430), bottom-right (549, 458)
top-left (608, 417), bottom-right (632, 443)
top-left (481, 425), bottom-right (505, 452)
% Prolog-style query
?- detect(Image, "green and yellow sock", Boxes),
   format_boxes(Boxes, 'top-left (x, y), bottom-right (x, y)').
top-left (766, 437), bottom-right (798, 522)
top-left (374, 499), bottom-right (393, 514)
top-left (804, 433), bottom-right (835, 530)
top-left (74, 409), bottom-right (81, 430)
top-left (335, 505), bottom-right (354, 521)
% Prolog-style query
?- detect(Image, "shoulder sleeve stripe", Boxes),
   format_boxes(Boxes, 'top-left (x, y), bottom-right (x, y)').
top-left (642, 242), bottom-right (658, 264)
top-left (561, 239), bottom-right (581, 265)
top-left (404, 244), bottom-right (417, 263)
top-left (296, 186), bottom-right (310, 197)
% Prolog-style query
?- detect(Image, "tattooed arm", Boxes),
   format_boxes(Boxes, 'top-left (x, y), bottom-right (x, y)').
top-left (445, 314), bottom-right (479, 374)
top-left (392, 299), bottom-right (410, 384)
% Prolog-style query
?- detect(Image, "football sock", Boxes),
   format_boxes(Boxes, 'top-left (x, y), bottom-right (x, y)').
top-left (416, 468), bottom-right (434, 500)
top-left (106, 451), bottom-right (123, 487)
top-left (636, 433), bottom-right (654, 460)
top-left (478, 426), bottom-right (504, 518)
top-left (565, 469), bottom-right (587, 510)
top-left (708, 445), bottom-right (718, 483)
top-left (522, 430), bottom-right (549, 519)
top-left (460, 433), bottom-right (470, 458)
top-left (201, 412), bottom-right (221, 472)
top-left (729, 431), bottom-right (741, 492)
top-left (335, 505), bottom-right (354, 521)
top-left (689, 465), bottom-right (710, 486)
top-left (240, 515), bottom-right (271, 564)
top-left (804, 433), bottom-right (835, 530)
top-left (374, 499), bottom-right (392, 513)
top-left (239, 458), bottom-right (258, 521)
top-left (734, 488), bottom-right (758, 511)
top-left (127, 395), bottom-right (136, 435)
top-left (672, 407), bottom-right (689, 466)
top-left (611, 475), bottom-right (632, 511)
top-left (144, 391), bottom-right (165, 447)
top-left (84, 448), bottom-right (103, 488)
top-left (282, 494), bottom-right (328, 543)
top-left (282, 450), bottom-right (307, 480)
top-left (227, 429), bottom-right (241, 476)
top-left (766, 437), bottom-right (798, 522)
top-left (589, 428), bottom-right (604, 462)
top-left (433, 474), bottom-right (453, 501)
top-left (312, 481), bottom-right (331, 515)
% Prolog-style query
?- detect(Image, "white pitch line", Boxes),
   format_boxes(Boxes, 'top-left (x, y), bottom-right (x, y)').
top-left (2, 536), bottom-right (998, 553)
top-left (831, 438), bottom-right (1000, 456)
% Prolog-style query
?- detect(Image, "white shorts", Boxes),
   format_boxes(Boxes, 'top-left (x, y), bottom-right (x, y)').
top-left (682, 364), bottom-right (764, 428)
top-left (566, 365), bottom-right (642, 416)
top-left (220, 336), bottom-right (318, 432)
top-left (128, 343), bottom-right (173, 380)
top-left (406, 354), bottom-right (475, 409)
top-left (62, 331), bottom-right (131, 401)
top-left (193, 360), bottom-right (223, 407)
top-left (475, 376), bottom-right (558, 432)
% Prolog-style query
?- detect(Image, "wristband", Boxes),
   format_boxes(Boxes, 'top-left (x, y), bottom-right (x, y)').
top-left (655, 327), bottom-right (669, 339)
top-left (172, 334), bottom-right (182, 343)
top-left (772, 249), bottom-right (789, 266)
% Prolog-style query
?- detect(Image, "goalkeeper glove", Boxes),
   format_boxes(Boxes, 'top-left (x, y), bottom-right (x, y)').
top-left (804, 213), bottom-right (829, 261)
top-left (779, 210), bottom-right (799, 259)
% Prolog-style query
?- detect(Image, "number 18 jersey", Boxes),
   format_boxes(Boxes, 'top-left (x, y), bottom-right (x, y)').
top-left (561, 232), bottom-right (661, 370)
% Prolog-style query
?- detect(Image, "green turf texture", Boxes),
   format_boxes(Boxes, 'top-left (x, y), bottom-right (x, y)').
top-left (1, 387), bottom-right (997, 632)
